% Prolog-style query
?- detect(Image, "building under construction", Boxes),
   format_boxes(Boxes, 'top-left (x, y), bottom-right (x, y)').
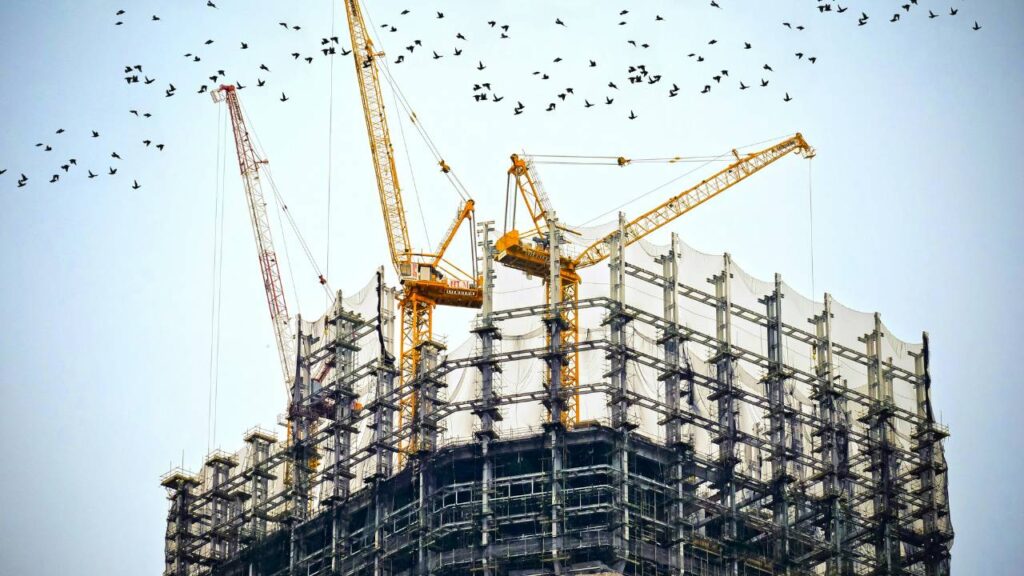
top-left (162, 2), bottom-right (953, 575)
top-left (162, 222), bottom-right (954, 576)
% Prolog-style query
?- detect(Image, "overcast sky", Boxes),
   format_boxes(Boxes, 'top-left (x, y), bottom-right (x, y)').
top-left (1, 1), bottom-right (1021, 574)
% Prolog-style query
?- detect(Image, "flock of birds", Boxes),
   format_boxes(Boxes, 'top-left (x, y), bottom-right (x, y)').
top-left (2, 0), bottom-right (984, 189)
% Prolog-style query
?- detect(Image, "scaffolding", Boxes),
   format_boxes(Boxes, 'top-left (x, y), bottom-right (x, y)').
top-left (163, 223), bottom-right (953, 576)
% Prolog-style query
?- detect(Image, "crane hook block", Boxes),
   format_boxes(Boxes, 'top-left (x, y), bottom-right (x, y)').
top-left (617, 157), bottom-right (631, 167)
top-left (439, 160), bottom-right (451, 173)
top-left (318, 275), bottom-right (327, 285)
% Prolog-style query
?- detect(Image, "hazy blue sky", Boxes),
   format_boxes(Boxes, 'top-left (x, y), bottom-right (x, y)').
top-left (1, 1), bottom-right (1021, 574)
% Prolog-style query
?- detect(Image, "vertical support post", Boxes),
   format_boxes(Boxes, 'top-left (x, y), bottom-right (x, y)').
top-left (206, 453), bottom-right (240, 562)
top-left (811, 294), bottom-right (853, 575)
top-left (606, 213), bottom-right (634, 572)
top-left (414, 340), bottom-right (443, 576)
top-left (369, 269), bottom-right (396, 576)
top-left (473, 222), bottom-right (502, 576)
top-left (709, 254), bottom-right (740, 575)
top-left (161, 472), bottom-right (200, 576)
top-left (288, 316), bottom-right (312, 576)
top-left (762, 274), bottom-right (793, 572)
top-left (656, 233), bottom-right (692, 576)
top-left (860, 314), bottom-right (901, 575)
top-left (328, 290), bottom-right (360, 575)
top-left (243, 428), bottom-right (275, 544)
top-left (542, 213), bottom-right (566, 575)
top-left (910, 333), bottom-right (953, 576)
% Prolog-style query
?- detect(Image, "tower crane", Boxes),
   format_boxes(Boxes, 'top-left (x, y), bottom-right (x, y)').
top-left (343, 0), bottom-right (483, 457)
top-left (210, 84), bottom-right (297, 393)
top-left (496, 133), bottom-right (815, 425)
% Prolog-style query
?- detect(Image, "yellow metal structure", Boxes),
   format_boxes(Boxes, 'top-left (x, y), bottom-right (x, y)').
top-left (343, 0), bottom-right (482, 460)
top-left (497, 134), bottom-right (815, 425)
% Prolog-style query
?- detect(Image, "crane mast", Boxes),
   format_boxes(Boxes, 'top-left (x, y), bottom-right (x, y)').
top-left (497, 133), bottom-right (815, 425)
top-left (211, 84), bottom-right (296, 390)
top-left (343, 0), bottom-right (482, 461)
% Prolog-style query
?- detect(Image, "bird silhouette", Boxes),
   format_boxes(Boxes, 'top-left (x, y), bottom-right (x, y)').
top-left (88, 170), bottom-right (97, 179)
top-left (605, 96), bottom-right (614, 105)
top-left (111, 152), bottom-right (121, 159)
top-left (555, 18), bottom-right (566, 27)
top-left (280, 92), bottom-right (289, 102)
top-left (92, 130), bottom-right (100, 138)
top-left (972, 21), bottom-right (981, 30)
top-left (584, 99), bottom-right (594, 108)
top-left (949, 8), bottom-right (958, 16)
top-left (628, 110), bottom-right (637, 120)
top-left (546, 103), bottom-right (556, 111)
top-left (257, 79), bottom-right (266, 87)
top-left (739, 82), bottom-right (749, 90)
top-left (109, 167), bottom-right (118, 175)
top-left (207, 1), bottom-right (216, 7)
top-left (132, 180), bottom-right (141, 190)
top-left (477, 61), bottom-right (486, 70)
top-left (783, 92), bottom-right (793, 102)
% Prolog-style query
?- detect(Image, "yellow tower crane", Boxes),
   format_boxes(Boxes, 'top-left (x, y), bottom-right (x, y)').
top-left (496, 134), bottom-right (815, 426)
top-left (342, 0), bottom-right (483, 458)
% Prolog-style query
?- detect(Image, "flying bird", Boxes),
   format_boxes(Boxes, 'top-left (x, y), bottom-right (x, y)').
top-left (555, 18), bottom-right (566, 27)
top-left (628, 110), bottom-right (637, 120)
top-left (280, 92), bottom-right (289, 102)
top-left (132, 180), bottom-right (141, 190)
top-left (783, 92), bottom-right (793, 102)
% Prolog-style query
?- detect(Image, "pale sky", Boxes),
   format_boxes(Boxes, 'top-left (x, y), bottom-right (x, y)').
top-left (1, 1), bottom-right (1021, 574)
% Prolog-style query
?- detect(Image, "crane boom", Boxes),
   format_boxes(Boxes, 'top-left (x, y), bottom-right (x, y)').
top-left (345, 0), bottom-right (412, 276)
top-left (574, 133), bottom-right (814, 268)
top-left (212, 84), bottom-right (296, 388)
